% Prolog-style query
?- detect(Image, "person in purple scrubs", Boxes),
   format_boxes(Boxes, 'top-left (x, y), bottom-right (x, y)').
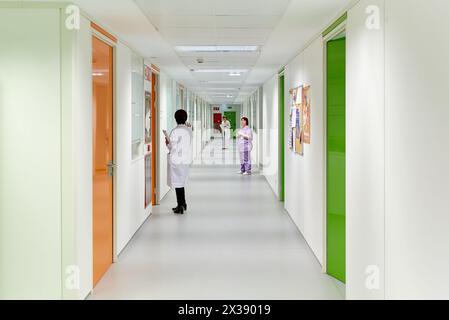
top-left (237, 117), bottom-right (253, 175)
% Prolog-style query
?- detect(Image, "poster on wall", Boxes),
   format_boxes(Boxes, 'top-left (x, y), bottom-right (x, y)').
top-left (144, 65), bottom-right (151, 82)
top-left (295, 107), bottom-right (303, 155)
top-left (289, 86), bottom-right (304, 155)
top-left (288, 106), bottom-right (296, 150)
top-left (302, 85), bottom-right (311, 144)
top-left (145, 92), bottom-right (152, 145)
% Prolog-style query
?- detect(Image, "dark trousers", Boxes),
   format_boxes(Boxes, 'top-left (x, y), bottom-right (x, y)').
top-left (175, 188), bottom-right (186, 207)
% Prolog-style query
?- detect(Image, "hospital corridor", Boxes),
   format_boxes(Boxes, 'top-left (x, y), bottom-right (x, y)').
top-left (1, 0), bottom-right (449, 303)
top-left (89, 140), bottom-right (344, 300)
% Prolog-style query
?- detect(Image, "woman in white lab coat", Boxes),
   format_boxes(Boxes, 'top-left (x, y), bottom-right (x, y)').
top-left (220, 116), bottom-right (232, 149)
top-left (166, 109), bottom-right (193, 214)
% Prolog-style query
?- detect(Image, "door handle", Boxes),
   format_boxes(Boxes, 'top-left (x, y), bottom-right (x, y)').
top-left (107, 161), bottom-right (116, 177)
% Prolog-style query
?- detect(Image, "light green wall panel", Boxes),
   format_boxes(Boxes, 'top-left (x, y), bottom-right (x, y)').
top-left (0, 8), bottom-right (62, 299)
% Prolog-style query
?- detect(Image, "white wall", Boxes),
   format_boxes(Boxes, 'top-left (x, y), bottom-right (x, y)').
top-left (68, 15), bottom-right (93, 300)
top-left (280, 0), bottom-right (449, 300)
top-left (385, 0), bottom-right (449, 299)
top-left (262, 75), bottom-right (279, 197)
top-left (0, 7), bottom-right (62, 299)
top-left (116, 42), bottom-right (151, 255)
top-left (284, 37), bottom-right (325, 265)
top-left (346, 0), bottom-right (385, 300)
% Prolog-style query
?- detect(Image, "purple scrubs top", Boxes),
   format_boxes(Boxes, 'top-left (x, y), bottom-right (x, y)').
top-left (237, 126), bottom-right (253, 152)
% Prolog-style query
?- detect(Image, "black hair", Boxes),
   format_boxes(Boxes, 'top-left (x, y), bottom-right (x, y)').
top-left (241, 117), bottom-right (249, 126)
top-left (175, 109), bottom-right (188, 125)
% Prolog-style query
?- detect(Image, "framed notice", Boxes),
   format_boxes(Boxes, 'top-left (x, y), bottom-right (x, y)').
top-left (302, 86), bottom-right (311, 144)
top-left (289, 86), bottom-right (304, 155)
top-left (144, 65), bottom-right (151, 82)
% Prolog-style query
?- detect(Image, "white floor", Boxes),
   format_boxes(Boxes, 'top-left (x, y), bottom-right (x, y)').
top-left (89, 139), bottom-right (344, 300)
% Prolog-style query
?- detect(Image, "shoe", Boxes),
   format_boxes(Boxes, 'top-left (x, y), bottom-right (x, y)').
top-left (243, 172), bottom-right (251, 175)
top-left (172, 204), bottom-right (187, 212)
top-left (173, 206), bottom-right (184, 214)
top-left (237, 171), bottom-right (244, 174)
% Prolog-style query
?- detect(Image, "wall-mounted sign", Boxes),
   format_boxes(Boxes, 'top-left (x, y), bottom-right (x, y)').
top-left (289, 86), bottom-right (303, 155)
top-left (302, 86), bottom-right (311, 144)
top-left (288, 85), bottom-right (312, 155)
top-left (144, 65), bottom-right (151, 82)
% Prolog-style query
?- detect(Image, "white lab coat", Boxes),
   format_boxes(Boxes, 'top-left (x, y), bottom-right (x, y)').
top-left (220, 120), bottom-right (232, 148)
top-left (167, 125), bottom-right (193, 188)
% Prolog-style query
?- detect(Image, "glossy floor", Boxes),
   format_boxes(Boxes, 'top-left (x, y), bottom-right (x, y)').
top-left (89, 139), bottom-right (344, 300)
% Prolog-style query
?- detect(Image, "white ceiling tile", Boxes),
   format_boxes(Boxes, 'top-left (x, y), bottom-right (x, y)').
top-left (149, 15), bottom-right (216, 29)
top-left (177, 51), bottom-right (260, 59)
top-left (213, 0), bottom-right (290, 16)
top-left (218, 28), bottom-right (272, 39)
top-left (135, 0), bottom-right (214, 16)
top-left (214, 15), bottom-right (281, 29)
top-left (161, 27), bottom-right (217, 38)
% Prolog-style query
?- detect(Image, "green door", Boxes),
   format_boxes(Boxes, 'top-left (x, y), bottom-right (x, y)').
top-left (326, 37), bottom-right (346, 283)
top-left (223, 111), bottom-right (237, 138)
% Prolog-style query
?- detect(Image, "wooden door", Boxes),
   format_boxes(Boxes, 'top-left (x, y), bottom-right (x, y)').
top-left (151, 72), bottom-right (159, 205)
top-left (92, 36), bottom-right (114, 286)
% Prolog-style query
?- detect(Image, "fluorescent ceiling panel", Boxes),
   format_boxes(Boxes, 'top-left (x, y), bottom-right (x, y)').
top-left (204, 88), bottom-right (239, 91)
top-left (193, 69), bottom-right (248, 73)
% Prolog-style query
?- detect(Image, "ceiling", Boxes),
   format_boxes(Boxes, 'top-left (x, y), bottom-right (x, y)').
top-left (20, 0), bottom-right (354, 104)
top-left (134, 0), bottom-right (291, 104)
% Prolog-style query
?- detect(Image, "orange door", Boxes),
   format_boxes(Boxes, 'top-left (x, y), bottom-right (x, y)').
top-left (92, 36), bottom-right (114, 286)
top-left (151, 72), bottom-right (158, 205)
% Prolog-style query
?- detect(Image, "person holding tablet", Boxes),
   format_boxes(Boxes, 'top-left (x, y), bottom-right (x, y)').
top-left (165, 109), bottom-right (193, 214)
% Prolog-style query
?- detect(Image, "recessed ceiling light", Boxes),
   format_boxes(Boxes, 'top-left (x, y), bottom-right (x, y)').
top-left (175, 46), bottom-right (259, 53)
top-left (204, 88), bottom-right (238, 90)
top-left (207, 81), bottom-right (243, 84)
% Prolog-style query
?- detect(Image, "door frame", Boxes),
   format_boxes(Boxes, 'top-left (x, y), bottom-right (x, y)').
top-left (92, 27), bottom-right (119, 264)
top-left (322, 20), bottom-right (347, 275)
top-left (278, 69), bottom-right (285, 202)
top-left (151, 67), bottom-right (160, 205)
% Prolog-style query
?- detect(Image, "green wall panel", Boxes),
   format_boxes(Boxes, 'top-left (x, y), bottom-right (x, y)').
top-left (0, 8), bottom-right (62, 299)
top-left (326, 37), bottom-right (346, 283)
top-left (223, 111), bottom-right (237, 138)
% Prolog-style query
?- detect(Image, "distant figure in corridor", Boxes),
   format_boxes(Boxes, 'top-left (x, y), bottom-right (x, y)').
top-left (220, 116), bottom-right (232, 150)
top-left (237, 117), bottom-right (253, 175)
top-left (166, 109), bottom-right (193, 214)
